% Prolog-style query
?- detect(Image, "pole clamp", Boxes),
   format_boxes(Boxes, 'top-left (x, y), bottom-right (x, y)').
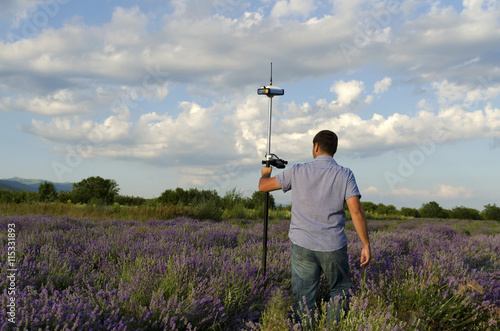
top-left (262, 153), bottom-right (288, 169)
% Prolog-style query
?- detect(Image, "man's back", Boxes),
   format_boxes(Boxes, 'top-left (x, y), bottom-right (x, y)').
top-left (276, 155), bottom-right (361, 252)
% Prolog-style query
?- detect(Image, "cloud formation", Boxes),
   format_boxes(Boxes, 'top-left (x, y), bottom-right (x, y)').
top-left (364, 184), bottom-right (477, 200)
top-left (1, 0), bottom-right (500, 194)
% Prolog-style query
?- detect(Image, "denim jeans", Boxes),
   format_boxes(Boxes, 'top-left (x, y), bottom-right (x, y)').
top-left (291, 242), bottom-right (351, 328)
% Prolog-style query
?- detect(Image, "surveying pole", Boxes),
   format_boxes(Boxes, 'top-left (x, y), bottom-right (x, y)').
top-left (257, 63), bottom-right (287, 275)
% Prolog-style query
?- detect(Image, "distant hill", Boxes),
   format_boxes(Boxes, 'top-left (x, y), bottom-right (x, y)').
top-left (0, 177), bottom-right (74, 193)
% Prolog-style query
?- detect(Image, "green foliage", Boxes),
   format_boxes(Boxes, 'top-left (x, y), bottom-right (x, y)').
top-left (221, 187), bottom-right (245, 210)
top-left (223, 202), bottom-right (249, 219)
top-left (400, 207), bottom-right (420, 218)
top-left (386, 267), bottom-right (490, 330)
top-left (450, 206), bottom-right (482, 220)
top-left (158, 187), bottom-right (221, 206)
top-left (361, 201), bottom-right (378, 213)
top-left (0, 188), bottom-right (37, 203)
top-left (71, 176), bottom-right (119, 204)
top-left (249, 191), bottom-right (276, 209)
top-left (259, 288), bottom-right (293, 330)
top-left (38, 181), bottom-right (57, 202)
top-left (193, 200), bottom-right (224, 222)
top-left (2, 175), bottom-right (500, 225)
top-left (482, 203), bottom-right (500, 221)
top-left (375, 203), bottom-right (397, 215)
top-left (114, 195), bottom-right (146, 206)
top-left (57, 190), bottom-right (73, 203)
top-left (419, 201), bottom-right (449, 218)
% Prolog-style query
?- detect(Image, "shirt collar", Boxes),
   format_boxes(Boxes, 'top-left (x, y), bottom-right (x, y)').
top-left (314, 154), bottom-right (337, 165)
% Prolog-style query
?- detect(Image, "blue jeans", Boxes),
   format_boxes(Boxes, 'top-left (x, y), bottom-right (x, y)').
top-left (291, 242), bottom-right (351, 328)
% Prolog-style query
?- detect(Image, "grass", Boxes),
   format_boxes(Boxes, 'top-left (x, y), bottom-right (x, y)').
top-left (0, 201), bottom-right (293, 222)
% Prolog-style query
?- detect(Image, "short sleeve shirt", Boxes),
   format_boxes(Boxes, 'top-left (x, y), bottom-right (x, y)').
top-left (275, 155), bottom-right (361, 252)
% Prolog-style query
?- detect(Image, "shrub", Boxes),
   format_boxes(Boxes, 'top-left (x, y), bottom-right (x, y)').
top-left (193, 200), bottom-right (223, 221)
top-left (401, 207), bottom-right (420, 218)
top-left (450, 206), bottom-right (482, 220)
top-left (482, 204), bottom-right (500, 221)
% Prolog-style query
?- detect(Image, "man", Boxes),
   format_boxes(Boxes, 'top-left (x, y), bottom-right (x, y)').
top-left (259, 130), bottom-right (371, 326)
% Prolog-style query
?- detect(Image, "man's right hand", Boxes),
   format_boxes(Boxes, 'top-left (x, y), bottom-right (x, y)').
top-left (261, 166), bottom-right (272, 178)
top-left (259, 167), bottom-right (281, 192)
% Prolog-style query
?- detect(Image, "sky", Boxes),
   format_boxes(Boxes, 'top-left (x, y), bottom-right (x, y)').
top-left (0, 0), bottom-right (499, 210)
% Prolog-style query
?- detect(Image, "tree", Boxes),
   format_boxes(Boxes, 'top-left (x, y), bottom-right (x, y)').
top-left (249, 191), bottom-right (275, 209)
top-left (158, 188), bottom-right (182, 205)
top-left (38, 181), bottom-right (57, 202)
top-left (158, 187), bottom-right (220, 206)
top-left (221, 187), bottom-right (245, 210)
top-left (401, 207), bottom-right (420, 218)
top-left (361, 201), bottom-right (377, 213)
top-left (450, 206), bottom-right (482, 220)
top-left (375, 203), bottom-right (397, 215)
top-left (482, 204), bottom-right (500, 221)
top-left (419, 201), bottom-right (449, 218)
top-left (72, 176), bottom-right (119, 204)
top-left (0, 189), bottom-right (37, 203)
top-left (57, 190), bottom-right (73, 203)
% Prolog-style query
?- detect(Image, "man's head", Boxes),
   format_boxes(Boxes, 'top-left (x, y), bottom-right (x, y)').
top-left (313, 130), bottom-right (338, 157)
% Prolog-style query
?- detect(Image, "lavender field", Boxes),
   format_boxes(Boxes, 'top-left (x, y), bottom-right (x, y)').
top-left (1, 215), bottom-right (499, 330)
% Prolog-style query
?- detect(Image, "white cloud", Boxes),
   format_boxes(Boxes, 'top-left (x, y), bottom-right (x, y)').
top-left (363, 186), bottom-right (380, 194)
top-left (434, 184), bottom-right (476, 199)
top-left (271, 0), bottom-right (316, 18)
top-left (374, 77), bottom-right (392, 94)
top-left (391, 188), bottom-right (431, 198)
top-left (104, 6), bottom-right (148, 46)
top-left (25, 100), bottom-right (230, 163)
top-left (1, 1), bottom-right (498, 99)
top-left (267, 103), bottom-right (500, 159)
top-left (18, 72), bottom-right (500, 169)
top-left (28, 111), bottom-right (131, 145)
top-left (367, 184), bottom-right (477, 200)
top-left (2, 1), bottom-right (500, 196)
top-left (0, 89), bottom-right (94, 116)
top-left (330, 80), bottom-right (366, 107)
top-left (433, 79), bottom-right (500, 107)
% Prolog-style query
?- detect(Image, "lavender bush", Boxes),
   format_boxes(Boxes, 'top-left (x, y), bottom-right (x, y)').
top-left (0, 215), bottom-right (498, 330)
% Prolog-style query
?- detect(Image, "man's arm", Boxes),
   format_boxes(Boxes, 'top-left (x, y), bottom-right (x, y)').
top-left (258, 167), bottom-right (282, 192)
top-left (346, 196), bottom-right (371, 267)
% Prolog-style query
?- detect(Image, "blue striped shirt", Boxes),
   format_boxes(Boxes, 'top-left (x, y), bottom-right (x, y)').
top-left (275, 155), bottom-right (361, 251)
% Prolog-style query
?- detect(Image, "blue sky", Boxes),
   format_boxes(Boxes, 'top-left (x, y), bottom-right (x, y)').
top-left (1, 0), bottom-right (499, 210)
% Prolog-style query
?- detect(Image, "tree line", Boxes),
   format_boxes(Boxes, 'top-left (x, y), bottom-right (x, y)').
top-left (0, 176), bottom-right (276, 213)
top-left (1, 176), bottom-right (499, 221)
top-left (359, 201), bottom-right (500, 222)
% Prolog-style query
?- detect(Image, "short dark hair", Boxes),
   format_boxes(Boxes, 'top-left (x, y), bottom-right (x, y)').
top-left (313, 130), bottom-right (338, 156)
